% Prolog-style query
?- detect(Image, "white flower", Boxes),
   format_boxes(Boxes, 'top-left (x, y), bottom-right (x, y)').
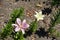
top-left (34, 10), bottom-right (45, 21)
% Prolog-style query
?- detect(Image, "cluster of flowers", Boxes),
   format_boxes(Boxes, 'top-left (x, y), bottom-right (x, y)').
top-left (12, 10), bottom-right (45, 34)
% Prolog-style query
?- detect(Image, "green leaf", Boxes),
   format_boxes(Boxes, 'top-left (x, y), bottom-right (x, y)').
top-left (30, 19), bottom-right (38, 32)
top-left (11, 7), bottom-right (24, 22)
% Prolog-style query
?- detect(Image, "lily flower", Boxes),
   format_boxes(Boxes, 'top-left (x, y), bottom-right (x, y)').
top-left (34, 10), bottom-right (45, 21)
top-left (12, 18), bottom-right (29, 34)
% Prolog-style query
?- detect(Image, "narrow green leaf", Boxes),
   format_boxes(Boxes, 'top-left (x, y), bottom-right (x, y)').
top-left (30, 19), bottom-right (38, 32)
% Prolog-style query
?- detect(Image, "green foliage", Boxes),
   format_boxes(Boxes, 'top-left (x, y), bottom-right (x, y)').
top-left (30, 19), bottom-right (38, 32)
top-left (49, 10), bottom-right (60, 37)
top-left (14, 32), bottom-right (24, 40)
top-left (49, 28), bottom-right (60, 37)
top-left (49, 28), bottom-right (56, 34)
top-left (50, 10), bottom-right (60, 27)
top-left (52, 0), bottom-right (60, 6)
top-left (0, 7), bottom-right (24, 39)
top-left (11, 7), bottom-right (24, 22)
top-left (56, 32), bottom-right (60, 37)
top-left (55, 15), bottom-right (60, 25)
top-left (1, 22), bottom-right (13, 39)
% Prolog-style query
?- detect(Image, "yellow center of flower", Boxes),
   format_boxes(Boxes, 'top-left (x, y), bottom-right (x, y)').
top-left (20, 24), bottom-right (22, 28)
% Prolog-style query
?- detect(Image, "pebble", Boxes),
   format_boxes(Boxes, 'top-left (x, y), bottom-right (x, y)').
top-left (8, 8), bottom-right (13, 11)
top-left (0, 14), bottom-right (4, 17)
top-left (36, 3), bottom-right (42, 7)
top-left (14, 2), bottom-right (17, 5)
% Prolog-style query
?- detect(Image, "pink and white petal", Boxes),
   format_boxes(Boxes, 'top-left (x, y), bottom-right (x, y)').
top-left (15, 27), bottom-right (20, 32)
top-left (26, 24), bottom-right (29, 28)
top-left (22, 19), bottom-right (26, 24)
top-left (21, 29), bottom-right (25, 34)
top-left (12, 24), bottom-right (18, 27)
top-left (22, 20), bottom-right (29, 28)
top-left (22, 23), bottom-right (29, 29)
top-left (16, 18), bottom-right (21, 25)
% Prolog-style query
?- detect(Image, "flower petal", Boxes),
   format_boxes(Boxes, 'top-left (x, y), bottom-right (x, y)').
top-left (42, 15), bottom-right (45, 17)
top-left (16, 18), bottom-right (21, 25)
top-left (15, 26), bottom-right (20, 32)
top-left (22, 19), bottom-right (26, 24)
top-left (39, 10), bottom-right (42, 14)
top-left (22, 19), bottom-right (29, 29)
top-left (23, 23), bottom-right (29, 29)
top-left (21, 29), bottom-right (25, 34)
top-left (12, 24), bottom-right (18, 27)
top-left (35, 11), bottom-right (38, 14)
top-left (12, 24), bottom-right (20, 32)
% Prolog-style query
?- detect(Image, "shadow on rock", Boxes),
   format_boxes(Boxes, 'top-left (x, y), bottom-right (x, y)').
top-left (35, 27), bottom-right (49, 38)
top-left (42, 8), bottom-right (52, 15)
top-left (24, 30), bottom-right (32, 38)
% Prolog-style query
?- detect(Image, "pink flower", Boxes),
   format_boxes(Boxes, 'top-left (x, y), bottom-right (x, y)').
top-left (12, 18), bottom-right (29, 34)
